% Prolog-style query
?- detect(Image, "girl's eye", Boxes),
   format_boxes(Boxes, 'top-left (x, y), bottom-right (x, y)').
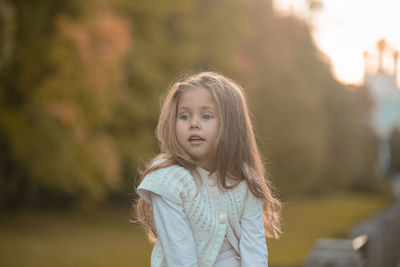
top-left (180, 114), bottom-right (190, 120)
top-left (203, 114), bottom-right (213, 120)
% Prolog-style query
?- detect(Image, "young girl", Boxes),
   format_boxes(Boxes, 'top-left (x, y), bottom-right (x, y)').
top-left (136, 72), bottom-right (281, 267)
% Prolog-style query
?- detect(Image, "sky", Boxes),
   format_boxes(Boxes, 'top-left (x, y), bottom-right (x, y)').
top-left (273, 0), bottom-right (400, 86)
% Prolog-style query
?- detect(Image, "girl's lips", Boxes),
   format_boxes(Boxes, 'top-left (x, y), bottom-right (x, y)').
top-left (189, 139), bottom-right (204, 145)
top-left (188, 134), bottom-right (204, 141)
top-left (188, 135), bottom-right (205, 145)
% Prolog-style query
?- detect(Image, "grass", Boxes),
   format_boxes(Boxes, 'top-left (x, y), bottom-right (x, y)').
top-left (0, 192), bottom-right (393, 267)
top-left (0, 208), bottom-right (152, 267)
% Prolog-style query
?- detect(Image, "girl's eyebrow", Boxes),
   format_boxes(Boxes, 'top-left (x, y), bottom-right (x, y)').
top-left (178, 105), bottom-right (216, 111)
top-left (201, 105), bottom-right (216, 111)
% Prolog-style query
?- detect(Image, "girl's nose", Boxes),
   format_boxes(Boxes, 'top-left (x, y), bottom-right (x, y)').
top-left (190, 116), bottom-right (200, 129)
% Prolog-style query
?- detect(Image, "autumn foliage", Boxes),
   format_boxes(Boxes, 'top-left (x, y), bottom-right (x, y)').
top-left (0, 0), bottom-right (388, 210)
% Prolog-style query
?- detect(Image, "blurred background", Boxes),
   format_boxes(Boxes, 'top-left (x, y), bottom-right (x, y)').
top-left (0, 0), bottom-right (399, 266)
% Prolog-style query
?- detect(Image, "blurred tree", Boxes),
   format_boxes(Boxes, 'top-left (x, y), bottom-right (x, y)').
top-left (231, 2), bottom-right (329, 196)
top-left (0, 0), bottom-right (80, 210)
top-left (227, 0), bottom-right (382, 197)
top-left (0, 0), bottom-right (15, 70)
top-left (318, 83), bottom-right (379, 193)
top-left (0, 0), bottom-right (135, 209)
top-left (389, 127), bottom-right (400, 176)
top-left (0, 0), bottom-right (384, 210)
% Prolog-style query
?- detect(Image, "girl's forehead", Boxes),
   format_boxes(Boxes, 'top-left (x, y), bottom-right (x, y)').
top-left (177, 87), bottom-right (217, 109)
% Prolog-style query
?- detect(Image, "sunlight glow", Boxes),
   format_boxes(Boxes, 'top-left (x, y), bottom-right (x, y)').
top-left (273, 0), bottom-right (400, 85)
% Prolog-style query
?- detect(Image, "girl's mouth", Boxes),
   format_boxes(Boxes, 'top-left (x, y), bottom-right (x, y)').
top-left (188, 135), bottom-right (205, 145)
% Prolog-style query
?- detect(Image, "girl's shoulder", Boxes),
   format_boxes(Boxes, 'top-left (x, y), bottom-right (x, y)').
top-left (144, 156), bottom-right (193, 179)
top-left (137, 160), bottom-right (196, 205)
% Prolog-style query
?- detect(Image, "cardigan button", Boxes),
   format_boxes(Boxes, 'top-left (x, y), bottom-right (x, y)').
top-left (180, 191), bottom-right (187, 199)
top-left (218, 213), bottom-right (227, 224)
top-left (207, 179), bottom-right (216, 186)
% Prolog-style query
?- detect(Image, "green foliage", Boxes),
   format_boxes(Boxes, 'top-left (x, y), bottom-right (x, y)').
top-left (0, 0), bottom-right (137, 209)
top-left (0, 0), bottom-right (385, 209)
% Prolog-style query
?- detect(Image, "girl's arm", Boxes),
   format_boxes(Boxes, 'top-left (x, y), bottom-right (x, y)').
top-left (239, 210), bottom-right (269, 267)
top-left (151, 193), bottom-right (199, 267)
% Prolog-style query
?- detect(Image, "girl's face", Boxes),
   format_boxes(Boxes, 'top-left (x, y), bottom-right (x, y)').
top-left (175, 87), bottom-right (219, 170)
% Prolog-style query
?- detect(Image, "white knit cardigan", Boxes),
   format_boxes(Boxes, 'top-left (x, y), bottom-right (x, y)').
top-left (137, 164), bottom-right (263, 267)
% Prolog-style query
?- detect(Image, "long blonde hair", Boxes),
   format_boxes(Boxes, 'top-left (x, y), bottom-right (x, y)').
top-left (135, 72), bottom-right (282, 243)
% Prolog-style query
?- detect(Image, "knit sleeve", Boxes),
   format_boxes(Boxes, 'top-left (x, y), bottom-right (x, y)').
top-left (137, 165), bottom-right (196, 205)
top-left (243, 188), bottom-right (264, 217)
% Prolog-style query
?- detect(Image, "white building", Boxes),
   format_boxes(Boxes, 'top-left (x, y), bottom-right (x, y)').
top-left (364, 39), bottom-right (400, 175)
